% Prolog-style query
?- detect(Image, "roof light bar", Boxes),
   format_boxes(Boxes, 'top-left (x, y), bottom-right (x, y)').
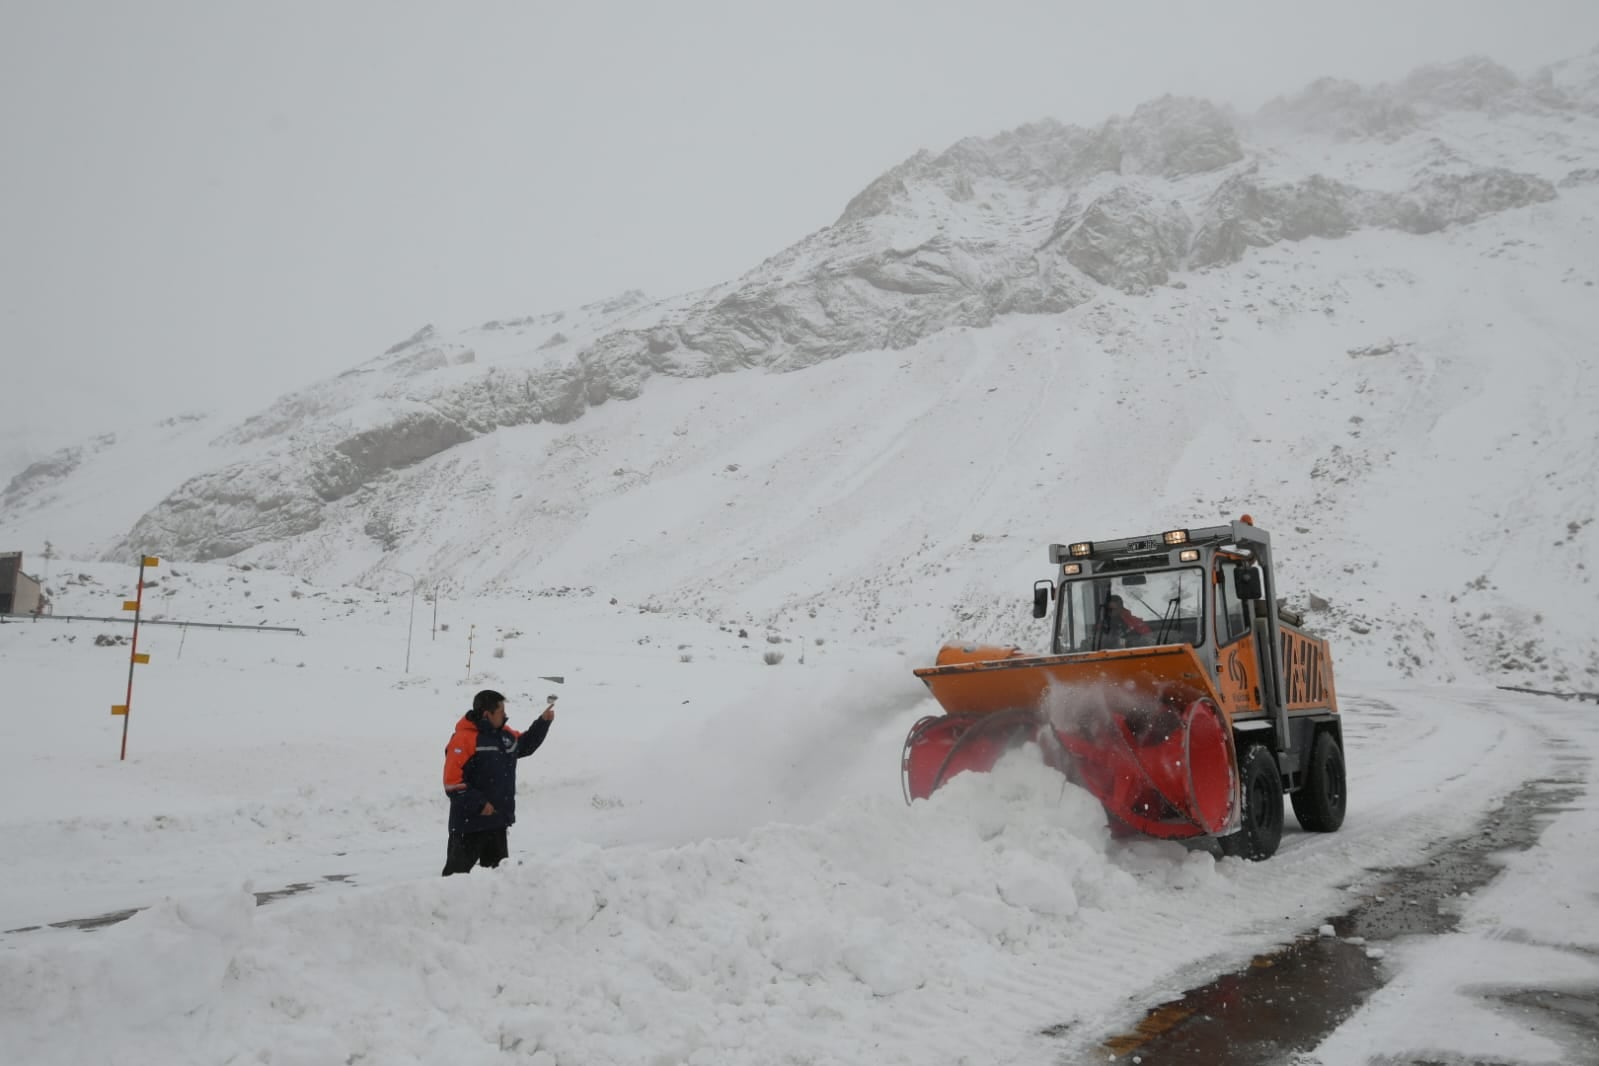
top-left (1163, 529), bottom-right (1190, 545)
top-left (1068, 542), bottom-right (1093, 558)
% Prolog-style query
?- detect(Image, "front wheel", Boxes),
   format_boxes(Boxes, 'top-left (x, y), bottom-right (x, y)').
top-left (1291, 731), bottom-right (1347, 832)
top-left (1219, 744), bottom-right (1284, 861)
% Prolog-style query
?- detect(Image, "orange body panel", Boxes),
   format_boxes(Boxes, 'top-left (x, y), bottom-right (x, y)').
top-left (1281, 627), bottom-right (1338, 713)
top-left (931, 643), bottom-right (1029, 668)
top-left (1213, 636), bottom-right (1261, 714)
top-left (914, 644), bottom-right (1228, 723)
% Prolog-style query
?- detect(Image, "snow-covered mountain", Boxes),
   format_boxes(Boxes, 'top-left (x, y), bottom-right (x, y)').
top-left (5, 48), bottom-right (1599, 688)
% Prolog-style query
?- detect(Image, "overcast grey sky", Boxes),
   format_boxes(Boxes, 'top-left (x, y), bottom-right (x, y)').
top-left (4, 1), bottom-right (1597, 453)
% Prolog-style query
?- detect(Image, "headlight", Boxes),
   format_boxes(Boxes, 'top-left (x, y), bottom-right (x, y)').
top-left (1069, 542), bottom-right (1093, 558)
top-left (1163, 529), bottom-right (1190, 545)
top-left (1178, 549), bottom-right (1199, 562)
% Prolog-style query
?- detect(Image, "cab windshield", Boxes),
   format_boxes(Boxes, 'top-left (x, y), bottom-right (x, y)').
top-left (1055, 567), bottom-right (1206, 652)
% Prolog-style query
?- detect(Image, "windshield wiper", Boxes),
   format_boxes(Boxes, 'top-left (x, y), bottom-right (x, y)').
top-left (1155, 572), bottom-right (1185, 645)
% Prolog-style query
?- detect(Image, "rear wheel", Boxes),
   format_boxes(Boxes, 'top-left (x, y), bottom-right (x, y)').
top-left (1291, 731), bottom-right (1347, 832)
top-left (1219, 744), bottom-right (1284, 861)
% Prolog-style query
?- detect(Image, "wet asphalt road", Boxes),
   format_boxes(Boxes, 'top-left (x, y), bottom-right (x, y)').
top-left (1078, 757), bottom-right (1594, 1065)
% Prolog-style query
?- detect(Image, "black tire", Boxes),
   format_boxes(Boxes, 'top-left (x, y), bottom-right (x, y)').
top-left (1219, 743), bottom-right (1284, 861)
top-left (1291, 731), bottom-right (1347, 832)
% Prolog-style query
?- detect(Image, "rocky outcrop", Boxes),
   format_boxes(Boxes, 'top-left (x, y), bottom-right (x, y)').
top-left (118, 367), bottom-right (604, 559)
top-left (1190, 173), bottom-right (1360, 267)
top-left (1257, 53), bottom-right (1599, 139)
top-left (1189, 167), bottom-right (1554, 267)
top-left (837, 151), bottom-right (937, 225)
top-left (2, 434), bottom-right (118, 513)
top-left (383, 324), bottom-right (436, 356)
top-left (836, 100), bottom-right (1234, 226)
top-left (1534, 45), bottom-right (1599, 113)
top-left (118, 461), bottom-right (328, 561)
top-left (1399, 56), bottom-right (1522, 112)
top-left (1119, 96), bottom-right (1243, 177)
top-left (1257, 78), bottom-right (1419, 140)
top-left (2, 447), bottom-right (83, 510)
top-left (1377, 169), bottom-right (1557, 234)
top-left (1047, 186), bottom-right (1193, 291)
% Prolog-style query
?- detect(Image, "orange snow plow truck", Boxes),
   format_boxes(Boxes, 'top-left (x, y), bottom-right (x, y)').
top-left (904, 517), bottom-right (1343, 860)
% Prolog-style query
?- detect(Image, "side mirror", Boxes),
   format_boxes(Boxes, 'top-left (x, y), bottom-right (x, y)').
top-left (1032, 580), bottom-right (1053, 619)
top-left (1234, 566), bottom-right (1263, 602)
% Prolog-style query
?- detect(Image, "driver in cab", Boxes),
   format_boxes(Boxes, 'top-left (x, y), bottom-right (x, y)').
top-left (1099, 594), bottom-right (1154, 647)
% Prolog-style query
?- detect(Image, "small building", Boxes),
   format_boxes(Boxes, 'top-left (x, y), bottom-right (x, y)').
top-left (0, 552), bottom-right (43, 614)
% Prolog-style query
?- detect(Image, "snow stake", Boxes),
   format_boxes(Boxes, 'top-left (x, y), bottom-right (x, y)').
top-left (113, 555), bottom-right (160, 761)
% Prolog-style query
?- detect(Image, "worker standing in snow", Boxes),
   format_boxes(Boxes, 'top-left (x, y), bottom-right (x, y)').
top-left (441, 689), bottom-right (555, 876)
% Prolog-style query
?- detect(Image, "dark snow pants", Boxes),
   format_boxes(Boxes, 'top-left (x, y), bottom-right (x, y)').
top-left (441, 828), bottom-right (509, 876)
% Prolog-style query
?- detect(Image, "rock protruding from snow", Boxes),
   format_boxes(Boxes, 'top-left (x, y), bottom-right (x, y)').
top-left (1379, 169), bottom-right (1557, 235)
top-left (1188, 166), bottom-right (1555, 268)
top-left (837, 151), bottom-right (934, 225)
top-left (2, 434), bottom-right (118, 515)
top-left (1191, 173), bottom-right (1360, 267)
top-left (2, 447), bottom-right (84, 510)
top-left (383, 323), bottom-right (436, 356)
top-left (1119, 96), bottom-right (1243, 177)
top-left (1048, 186), bottom-right (1193, 291)
top-left (1534, 45), bottom-right (1599, 113)
top-left (1399, 56), bottom-right (1522, 113)
top-left (1257, 78), bottom-right (1419, 140)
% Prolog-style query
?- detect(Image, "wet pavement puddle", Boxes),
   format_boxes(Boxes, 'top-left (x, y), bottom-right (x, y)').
top-left (1066, 765), bottom-right (1591, 1065)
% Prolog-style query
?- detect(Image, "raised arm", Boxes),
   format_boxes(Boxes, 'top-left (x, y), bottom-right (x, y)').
top-left (515, 711), bottom-right (553, 758)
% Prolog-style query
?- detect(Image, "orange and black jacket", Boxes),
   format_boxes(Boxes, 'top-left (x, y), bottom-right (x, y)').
top-left (442, 709), bottom-right (552, 834)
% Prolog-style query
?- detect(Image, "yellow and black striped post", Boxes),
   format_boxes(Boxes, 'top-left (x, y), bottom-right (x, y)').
top-left (113, 555), bottom-right (159, 760)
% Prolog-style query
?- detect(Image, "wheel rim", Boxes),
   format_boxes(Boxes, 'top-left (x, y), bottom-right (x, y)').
top-left (1325, 750), bottom-right (1346, 811)
top-left (1250, 774), bottom-right (1273, 829)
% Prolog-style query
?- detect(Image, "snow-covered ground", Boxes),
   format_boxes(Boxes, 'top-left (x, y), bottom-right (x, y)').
top-left (2, 564), bottom-right (1595, 1065)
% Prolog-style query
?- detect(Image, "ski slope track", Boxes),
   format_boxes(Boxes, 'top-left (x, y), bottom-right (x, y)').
top-left (3, 45), bottom-right (1599, 1066)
